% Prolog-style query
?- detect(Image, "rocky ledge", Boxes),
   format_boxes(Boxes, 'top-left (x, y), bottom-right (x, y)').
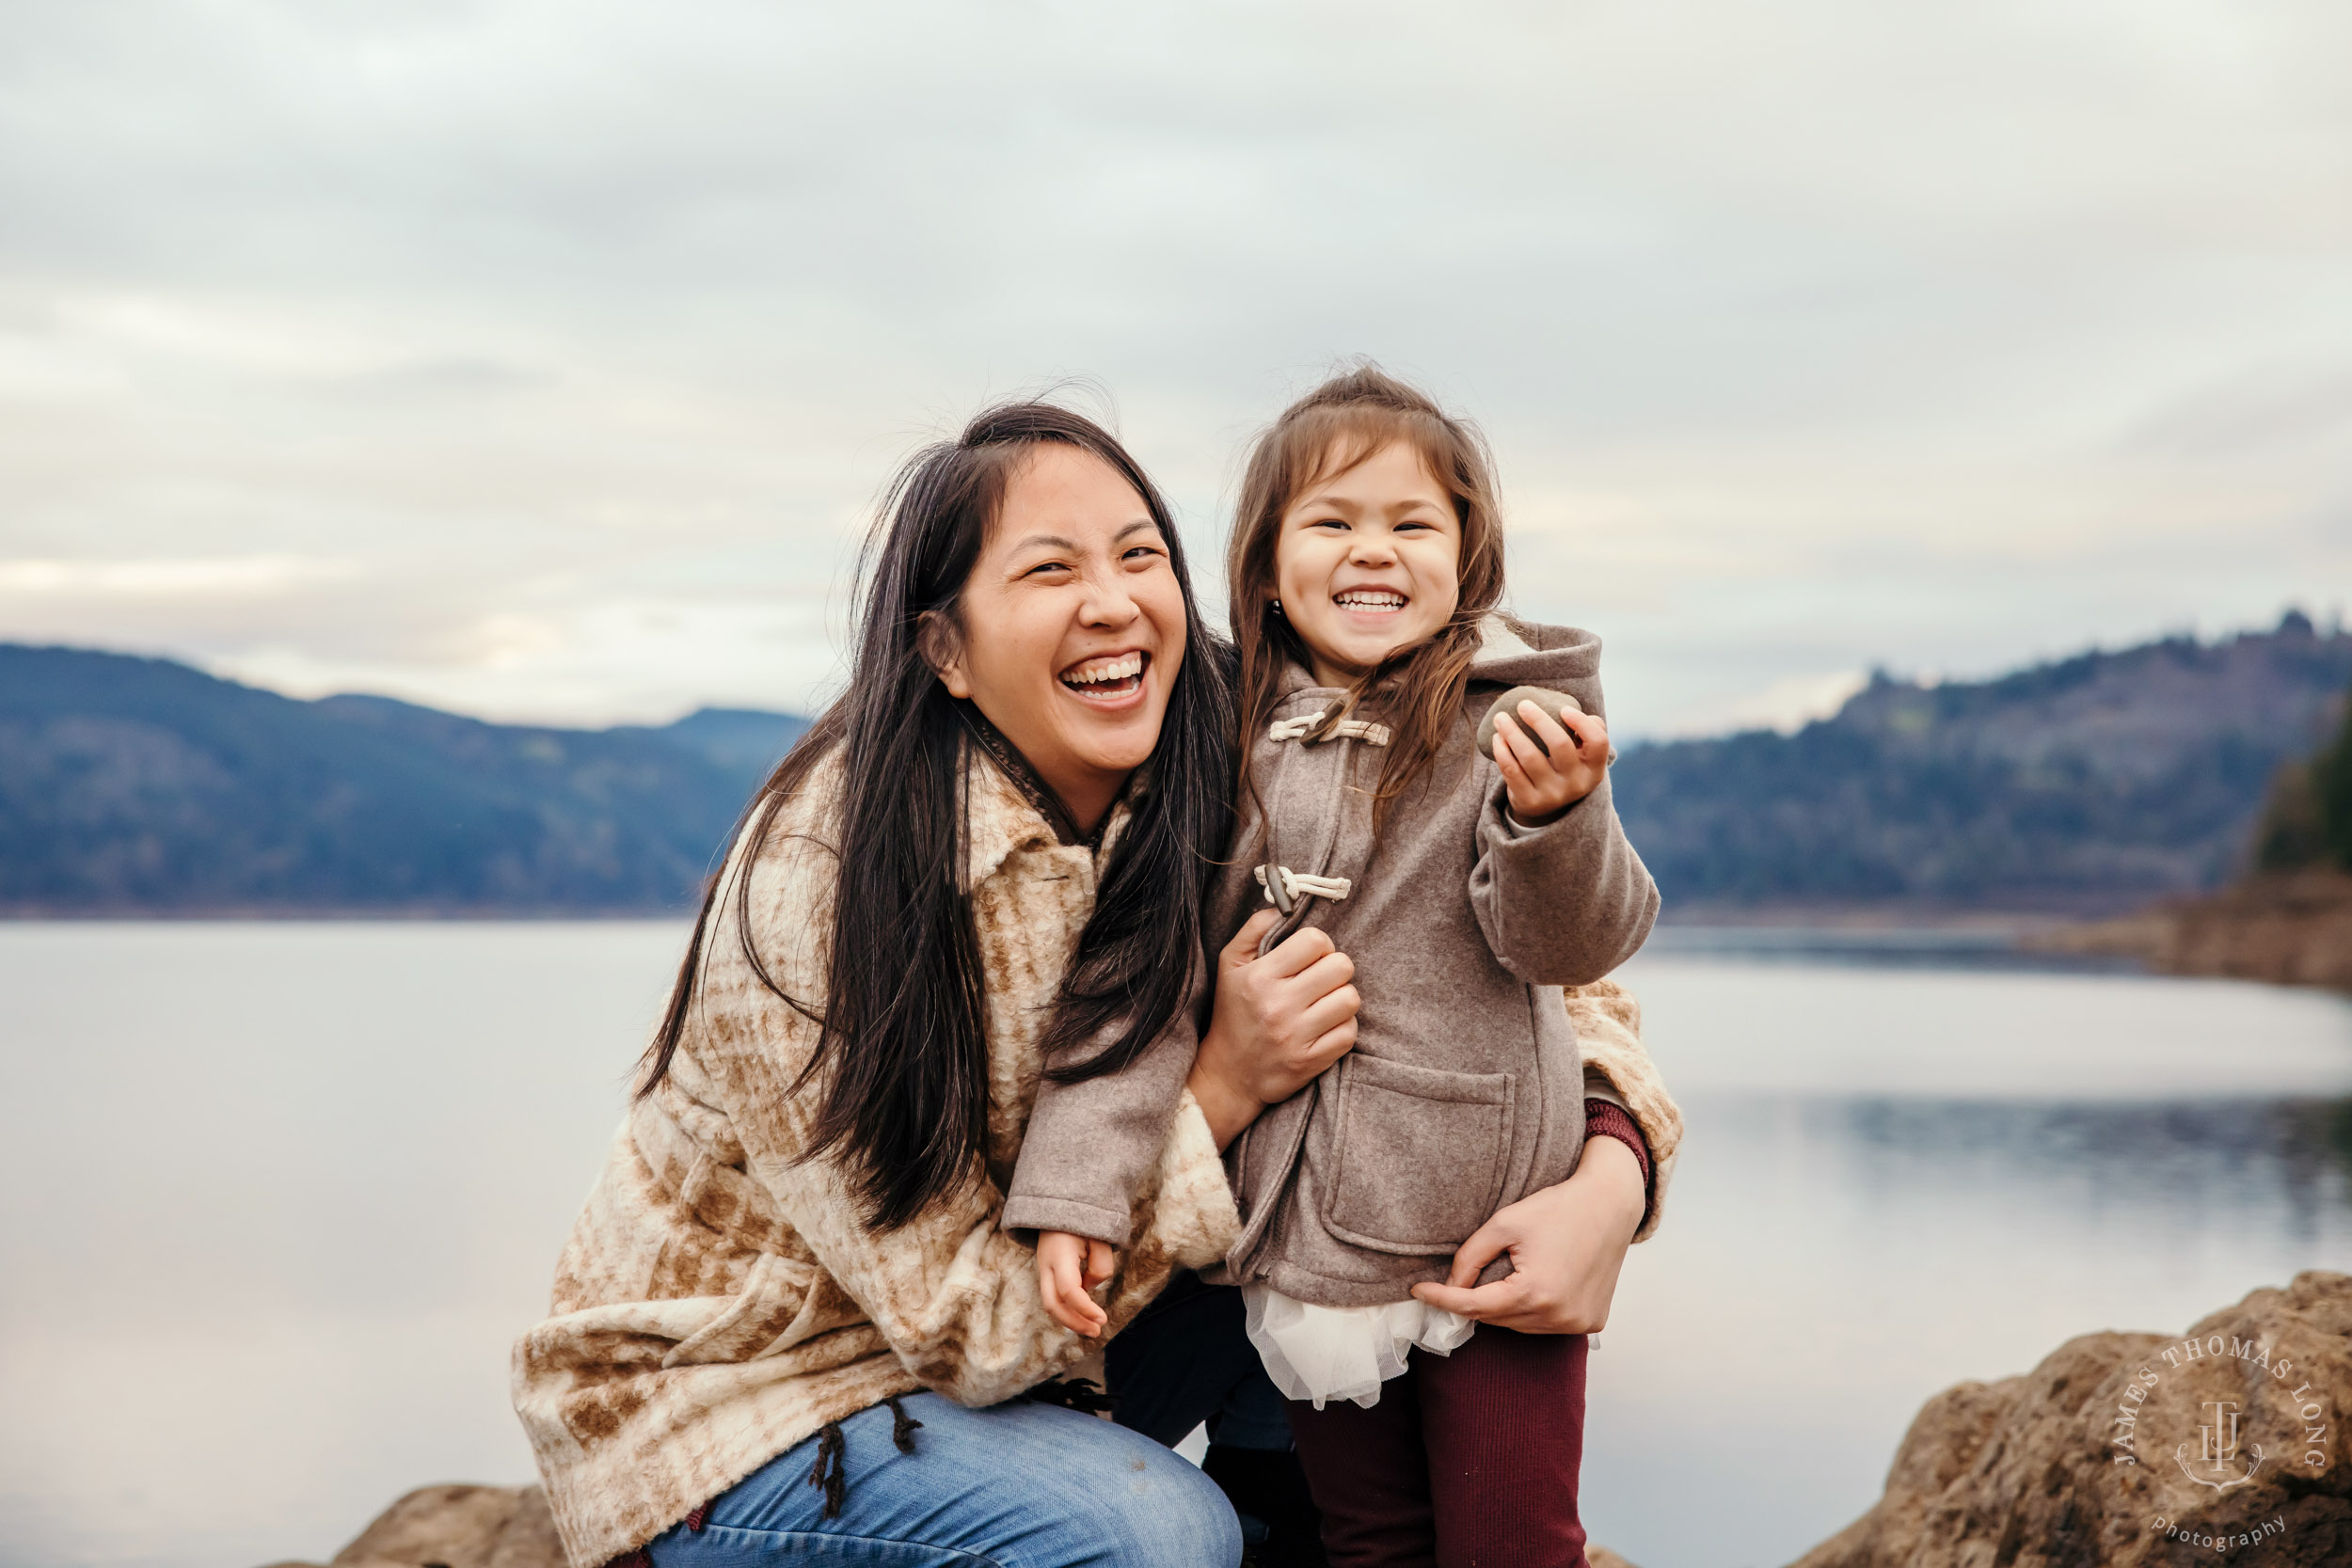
top-left (2034, 868), bottom-right (2352, 991)
top-left (272, 1275), bottom-right (2351, 1568)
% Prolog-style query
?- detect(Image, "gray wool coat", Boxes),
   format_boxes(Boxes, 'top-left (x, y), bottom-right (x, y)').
top-left (1004, 616), bottom-right (1661, 1307)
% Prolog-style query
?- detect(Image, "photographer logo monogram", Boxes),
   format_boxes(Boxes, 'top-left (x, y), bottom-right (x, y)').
top-left (2101, 1331), bottom-right (2331, 1553)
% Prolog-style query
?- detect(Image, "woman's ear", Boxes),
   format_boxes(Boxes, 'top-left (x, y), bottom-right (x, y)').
top-left (917, 609), bottom-right (974, 700)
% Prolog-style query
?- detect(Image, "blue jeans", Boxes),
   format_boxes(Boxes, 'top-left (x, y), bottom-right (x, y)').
top-left (645, 1391), bottom-right (1242, 1567)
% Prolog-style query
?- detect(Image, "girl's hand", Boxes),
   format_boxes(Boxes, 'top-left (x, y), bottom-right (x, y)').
top-left (1188, 909), bottom-right (1361, 1150)
top-left (1037, 1229), bottom-right (1115, 1338)
top-left (1407, 1135), bottom-right (1644, 1333)
top-left (1492, 700), bottom-right (1610, 826)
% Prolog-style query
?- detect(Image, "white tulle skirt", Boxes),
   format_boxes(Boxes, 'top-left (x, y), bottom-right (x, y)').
top-left (1242, 1284), bottom-right (1476, 1409)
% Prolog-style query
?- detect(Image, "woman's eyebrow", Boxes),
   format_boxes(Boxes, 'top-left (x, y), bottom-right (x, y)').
top-left (1005, 532), bottom-right (1078, 555)
top-left (1005, 519), bottom-right (1159, 557)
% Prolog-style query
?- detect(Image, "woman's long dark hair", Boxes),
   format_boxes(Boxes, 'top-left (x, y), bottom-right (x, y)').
top-left (637, 401), bottom-right (1235, 1230)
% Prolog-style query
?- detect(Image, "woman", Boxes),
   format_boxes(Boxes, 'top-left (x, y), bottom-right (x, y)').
top-left (513, 402), bottom-right (1678, 1568)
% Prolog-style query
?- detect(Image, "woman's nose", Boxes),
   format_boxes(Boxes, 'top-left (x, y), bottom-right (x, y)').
top-left (1078, 572), bottom-right (1140, 626)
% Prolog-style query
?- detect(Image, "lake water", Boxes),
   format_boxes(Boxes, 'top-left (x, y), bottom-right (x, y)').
top-left (3, 923), bottom-right (2350, 1568)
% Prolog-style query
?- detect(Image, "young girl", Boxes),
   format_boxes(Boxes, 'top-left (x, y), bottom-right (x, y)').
top-left (1005, 367), bottom-right (1661, 1565)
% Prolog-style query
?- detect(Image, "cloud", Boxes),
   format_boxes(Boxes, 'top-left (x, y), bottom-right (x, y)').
top-left (0, 0), bottom-right (2346, 730)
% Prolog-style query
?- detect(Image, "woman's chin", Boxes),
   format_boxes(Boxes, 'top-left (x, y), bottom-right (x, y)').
top-left (1063, 705), bottom-right (1166, 778)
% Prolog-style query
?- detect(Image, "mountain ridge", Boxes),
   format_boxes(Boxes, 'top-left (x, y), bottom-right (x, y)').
top-left (0, 643), bottom-right (807, 914)
top-left (5, 616), bottom-right (2346, 916)
top-left (1610, 611), bottom-right (2352, 916)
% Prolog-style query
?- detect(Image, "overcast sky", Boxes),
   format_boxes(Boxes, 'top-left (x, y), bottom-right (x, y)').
top-left (2, 0), bottom-right (2347, 737)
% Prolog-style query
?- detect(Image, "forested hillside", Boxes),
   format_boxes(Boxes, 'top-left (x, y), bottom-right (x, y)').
top-left (0, 645), bottom-right (806, 913)
top-left (8, 617), bottom-right (2348, 916)
top-left (1610, 612), bottom-right (2352, 915)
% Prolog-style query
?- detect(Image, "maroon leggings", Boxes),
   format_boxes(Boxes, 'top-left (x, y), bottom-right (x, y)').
top-left (1285, 1326), bottom-right (1589, 1568)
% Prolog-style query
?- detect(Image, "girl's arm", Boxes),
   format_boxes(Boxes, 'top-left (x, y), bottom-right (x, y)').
top-left (1468, 702), bottom-right (1660, 987)
top-left (702, 817), bottom-right (1238, 1410)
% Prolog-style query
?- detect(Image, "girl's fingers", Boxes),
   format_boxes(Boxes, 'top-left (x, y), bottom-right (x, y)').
top-left (1571, 712), bottom-right (1611, 768)
top-left (1517, 699), bottom-right (1579, 756)
top-left (1492, 714), bottom-right (1557, 785)
top-left (1048, 1256), bottom-right (1104, 1335)
top-left (1084, 1240), bottom-right (1115, 1287)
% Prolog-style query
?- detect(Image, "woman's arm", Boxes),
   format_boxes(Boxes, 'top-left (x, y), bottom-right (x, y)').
top-left (1408, 1135), bottom-right (1645, 1333)
top-left (1410, 974), bottom-right (1680, 1329)
top-left (1185, 910), bottom-right (1362, 1150)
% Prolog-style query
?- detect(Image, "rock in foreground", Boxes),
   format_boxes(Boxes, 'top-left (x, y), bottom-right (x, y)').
top-left (1788, 1271), bottom-right (2352, 1567)
top-left (263, 1483), bottom-right (564, 1568)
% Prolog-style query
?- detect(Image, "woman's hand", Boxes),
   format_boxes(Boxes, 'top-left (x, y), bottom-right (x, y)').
top-left (1188, 910), bottom-right (1360, 1150)
top-left (1408, 1136), bottom-right (1644, 1333)
top-left (1492, 700), bottom-right (1610, 826)
top-left (1036, 1229), bottom-right (1115, 1338)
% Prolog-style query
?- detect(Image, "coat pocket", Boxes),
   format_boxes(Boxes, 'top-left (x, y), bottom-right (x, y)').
top-left (1321, 1054), bottom-right (1516, 1256)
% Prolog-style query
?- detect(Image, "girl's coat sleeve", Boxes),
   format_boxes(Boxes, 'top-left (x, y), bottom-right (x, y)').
top-left (1468, 770), bottom-right (1661, 986)
top-left (705, 809), bottom-right (1235, 1410)
top-left (1001, 951), bottom-right (1209, 1248)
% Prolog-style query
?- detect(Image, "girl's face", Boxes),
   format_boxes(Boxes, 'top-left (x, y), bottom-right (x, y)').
top-left (1272, 438), bottom-right (1462, 689)
top-left (934, 442), bottom-right (1187, 833)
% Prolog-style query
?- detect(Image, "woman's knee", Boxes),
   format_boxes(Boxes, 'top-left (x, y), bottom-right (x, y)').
top-left (1054, 1439), bottom-right (1241, 1568)
top-left (1073, 1448), bottom-right (1242, 1568)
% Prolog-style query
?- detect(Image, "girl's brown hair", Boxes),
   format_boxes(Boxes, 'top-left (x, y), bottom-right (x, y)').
top-left (1228, 363), bottom-right (1506, 829)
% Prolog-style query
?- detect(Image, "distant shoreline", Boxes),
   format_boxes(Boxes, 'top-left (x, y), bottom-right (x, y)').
top-left (2031, 868), bottom-right (2352, 993)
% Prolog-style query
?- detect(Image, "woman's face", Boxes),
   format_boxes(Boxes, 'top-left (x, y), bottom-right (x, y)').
top-left (934, 442), bottom-right (1188, 832)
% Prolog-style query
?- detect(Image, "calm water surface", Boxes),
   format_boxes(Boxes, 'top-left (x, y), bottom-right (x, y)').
top-left (3, 923), bottom-right (2349, 1568)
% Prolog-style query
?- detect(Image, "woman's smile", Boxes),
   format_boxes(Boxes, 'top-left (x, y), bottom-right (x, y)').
top-left (1057, 647), bottom-right (1152, 706)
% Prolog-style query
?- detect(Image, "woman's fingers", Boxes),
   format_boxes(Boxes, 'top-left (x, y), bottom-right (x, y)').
top-left (1302, 1017), bottom-right (1358, 1071)
top-left (1443, 1213), bottom-right (1517, 1289)
top-left (1295, 983), bottom-right (1360, 1045)
top-left (1283, 949), bottom-right (1357, 1008)
top-left (1409, 1272), bottom-right (1528, 1323)
top-left (1221, 909), bottom-right (1281, 970)
top-left (1258, 923), bottom-right (1337, 976)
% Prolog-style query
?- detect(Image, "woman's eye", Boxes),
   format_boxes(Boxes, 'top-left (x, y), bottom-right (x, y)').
top-left (1023, 561), bottom-right (1074, 578)
top-left (1123, 545), bottom-right (1166, 563)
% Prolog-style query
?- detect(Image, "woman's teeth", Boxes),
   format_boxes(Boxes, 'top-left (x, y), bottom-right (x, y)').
top-left (1334, 591), bottom-right (1406, 610)
top-left (1059, 652), bottom-right (1146, 695)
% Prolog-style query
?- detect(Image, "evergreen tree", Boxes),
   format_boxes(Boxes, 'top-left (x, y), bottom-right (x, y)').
top-left (2317, 689), bottom-right (2352, 871)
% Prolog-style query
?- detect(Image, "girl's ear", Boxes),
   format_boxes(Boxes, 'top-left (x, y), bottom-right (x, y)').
top-left (917, 609), bottom-right (974, 700)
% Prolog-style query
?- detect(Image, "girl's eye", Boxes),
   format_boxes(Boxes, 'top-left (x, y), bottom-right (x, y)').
top-left (1307, 517), bottom-right (1348, 531)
